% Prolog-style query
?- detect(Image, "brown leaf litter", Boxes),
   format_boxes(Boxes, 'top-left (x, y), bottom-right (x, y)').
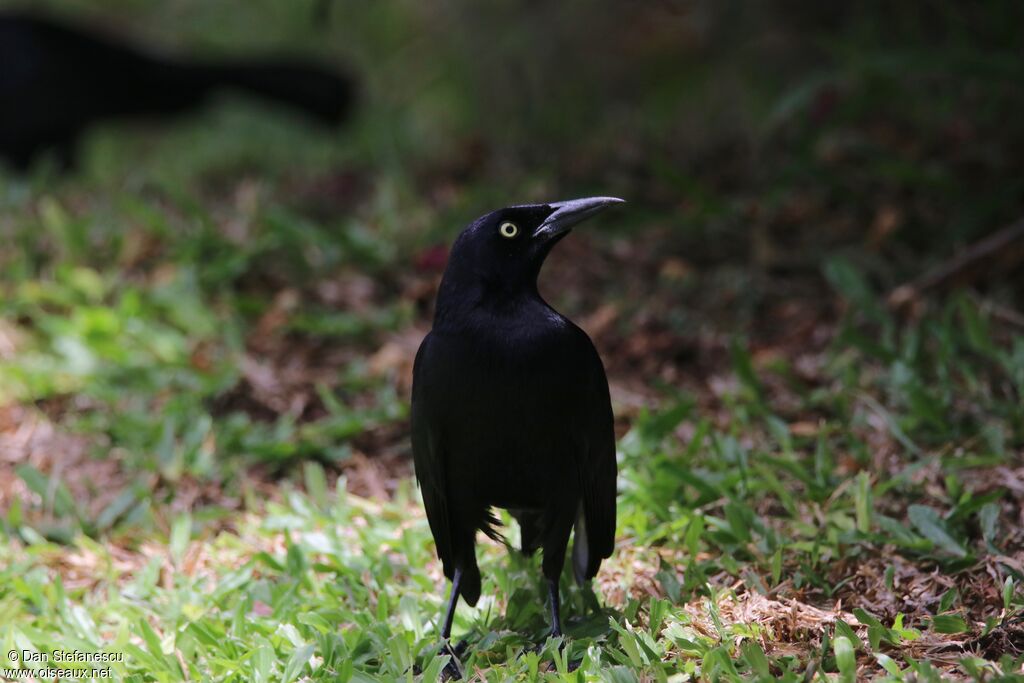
top-left (0, 403), bottom-right (125, 524)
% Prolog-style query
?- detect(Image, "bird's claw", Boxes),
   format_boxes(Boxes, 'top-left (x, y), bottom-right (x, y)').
top-left (440, 641), bottom-right (464, 681)
top-left (549, 635), bottom-right (582, 671)
top-left (519, 633), bottom-right (563, 656)
top-left (441, 660), bottom-right (462, 681)
top-left (516, 638), bottom-right (581, 673)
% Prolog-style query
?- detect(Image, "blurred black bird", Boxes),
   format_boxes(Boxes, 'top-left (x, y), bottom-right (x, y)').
top-left (411, 196), bottom-right (622, 674)
top-left (0, 11), bottom-right (355, 171)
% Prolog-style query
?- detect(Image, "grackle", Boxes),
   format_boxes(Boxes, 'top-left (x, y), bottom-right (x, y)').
top-left (411, 196), bottom-right (622, 675)
top-left (0, 11), bottom-right (354, 170)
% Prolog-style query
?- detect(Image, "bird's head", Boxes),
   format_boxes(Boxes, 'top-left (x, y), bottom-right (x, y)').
top-left (438, 197), bottom-right (624, 307)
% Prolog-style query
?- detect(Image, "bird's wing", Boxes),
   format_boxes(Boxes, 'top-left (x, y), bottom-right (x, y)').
top-left (410, 333), bottom-right (454, 576)
top-left (572, 331), bottom-right (617, 581)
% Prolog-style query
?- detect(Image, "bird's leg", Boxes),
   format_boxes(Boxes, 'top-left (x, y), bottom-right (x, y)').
top-left (440, 569), bottom-right (463, 680)
top-left (517, 578), bottom-right (564, 659)
top-left (539, 508), bottom-right (573, 643)
top-left (546, 578), bottom-right (581, 672)
top-left (546, 577), bottom-right (563, 639)
top-left (441, 568), bottom-right (462, 641)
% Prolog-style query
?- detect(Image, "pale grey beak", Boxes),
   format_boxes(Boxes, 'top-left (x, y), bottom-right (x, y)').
top-left (533, 196), bottom-right (625, 239)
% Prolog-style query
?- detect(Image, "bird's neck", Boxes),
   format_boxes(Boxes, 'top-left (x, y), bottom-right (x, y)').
top-left (433, 275), bottom-right (550, 332)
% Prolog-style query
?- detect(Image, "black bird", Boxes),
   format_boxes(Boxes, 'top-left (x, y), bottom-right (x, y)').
top-left (0, 11), bottom-right (354, 171)
top-left (411, 196), bottom-right (622, 673)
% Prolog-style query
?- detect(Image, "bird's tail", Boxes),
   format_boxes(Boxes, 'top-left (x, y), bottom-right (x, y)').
top-left (572, 504), bottom-right (590, 585)
top-left (177, 58), bottom-right (355, 125)
top-left (460, 563), bottom-right (481, 607)
top-left (450, 546), bottom-right (483, 607)
top-left (508, 508), bottom-right (544, 556)
top-left (450, 509), bottom-right (503, 607)
top-left (480, 508), bottom-right (505, 545)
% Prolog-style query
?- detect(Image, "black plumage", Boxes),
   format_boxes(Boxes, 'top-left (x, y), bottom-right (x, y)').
top-left (0, 11), bottom-right (354, 170)
top-left (411, 196), bottom-right (622, 671)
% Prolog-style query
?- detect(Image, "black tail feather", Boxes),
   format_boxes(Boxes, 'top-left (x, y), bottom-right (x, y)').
top-left (508, 508), bottom-right (544, 555)
top-left (572, 505), bottom-right (592, 585)
top-left (193, 60), bottom-right (355, 125)
top-left (480, 508), bottom-right (505, 544)
top-left (460, 563), bottom-right (481, 606)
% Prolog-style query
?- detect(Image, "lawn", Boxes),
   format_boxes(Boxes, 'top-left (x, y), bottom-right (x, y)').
top-left (2, 2), bottom-right (1023, 681)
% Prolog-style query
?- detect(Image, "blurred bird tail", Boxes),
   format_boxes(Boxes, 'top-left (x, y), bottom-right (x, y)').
top-left (186, 59), bottom-right (355, 125)
top-left (572, 505), bottom-right (590, 585)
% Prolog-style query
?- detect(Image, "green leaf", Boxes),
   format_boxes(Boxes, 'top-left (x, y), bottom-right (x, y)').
top-left (930, 615), bottom-right (970, 634)
top-left (741, 641), bottom-right (771, 678)
top-left (6, 496), bottom-right (21, 528)
top-left (170, 513), bottom-right (191, 567)
top-left (136, 618), bottom-right (171, 672)
top-left (684, 515), bottom-right (704, 558)
top-left (647, 598), bottom-right (670, 636)
top-left (890, 613), bottom-right (921, 642)
top-left (874, 653), bottom-right (902, 677)
top-left (420, 654), bottom-right (450, 683)
top-left (16, 463), bottom-right (76, 517)
top-left (833, 636), bottom-right (856, 683)
top-left (281, 643), bottom-right (314, 683)
top-left (835, 620), bottom-right (862, 651)
top-left (854, 471), bottom-right (873, 533)
top-left (938, 588), bottom-right (959, 613)
top-left (980, 502), bottom-right (1000, 546)
top-left (770, 548), bottom-right (782, 587)
top-left (703, 646), bottom-right (739, 680)
top-left (303, 461), bottom-right (329, 509)
top-left (852, 608), bottom-right (884, 630)
top-left (95, 488), bottom-right (139, 531)
top-left (863, 624), bottom-right (884, 651)
top-left (907, 505), bottom-right (967, 557)
top-left (252, 643), bottom-right (273, 683)
top-left (823, 258), bottom-right (875, 309)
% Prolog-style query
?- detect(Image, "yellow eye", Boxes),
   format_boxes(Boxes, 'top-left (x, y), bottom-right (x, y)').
top-left (499, 221), bottom-right (519, 239)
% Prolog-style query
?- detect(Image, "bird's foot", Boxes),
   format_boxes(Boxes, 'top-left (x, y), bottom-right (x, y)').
top-left (544, 635), bottom-right (583, 673)
top-left (518, 636), bottom-right (581, 673)
top-left (440, 640), bottom-right (464, 681)
top-left (520, 633), bottom-right (563, 656)
top-left (441, 660), bottom-right (461, 681)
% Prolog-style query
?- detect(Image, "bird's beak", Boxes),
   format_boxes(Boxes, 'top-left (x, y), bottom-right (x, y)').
top-left (533, 196), bottom-right (625, 240)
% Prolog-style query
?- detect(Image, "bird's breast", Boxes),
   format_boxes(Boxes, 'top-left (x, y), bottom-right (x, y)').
top-left (423, 334), bottom-right (586, 508)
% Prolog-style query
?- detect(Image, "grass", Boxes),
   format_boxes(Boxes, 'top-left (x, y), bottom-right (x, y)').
top-left (2, 1), bottom-right (1024, 681)
top-left (3, 291), bottom-right (1023, 681)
